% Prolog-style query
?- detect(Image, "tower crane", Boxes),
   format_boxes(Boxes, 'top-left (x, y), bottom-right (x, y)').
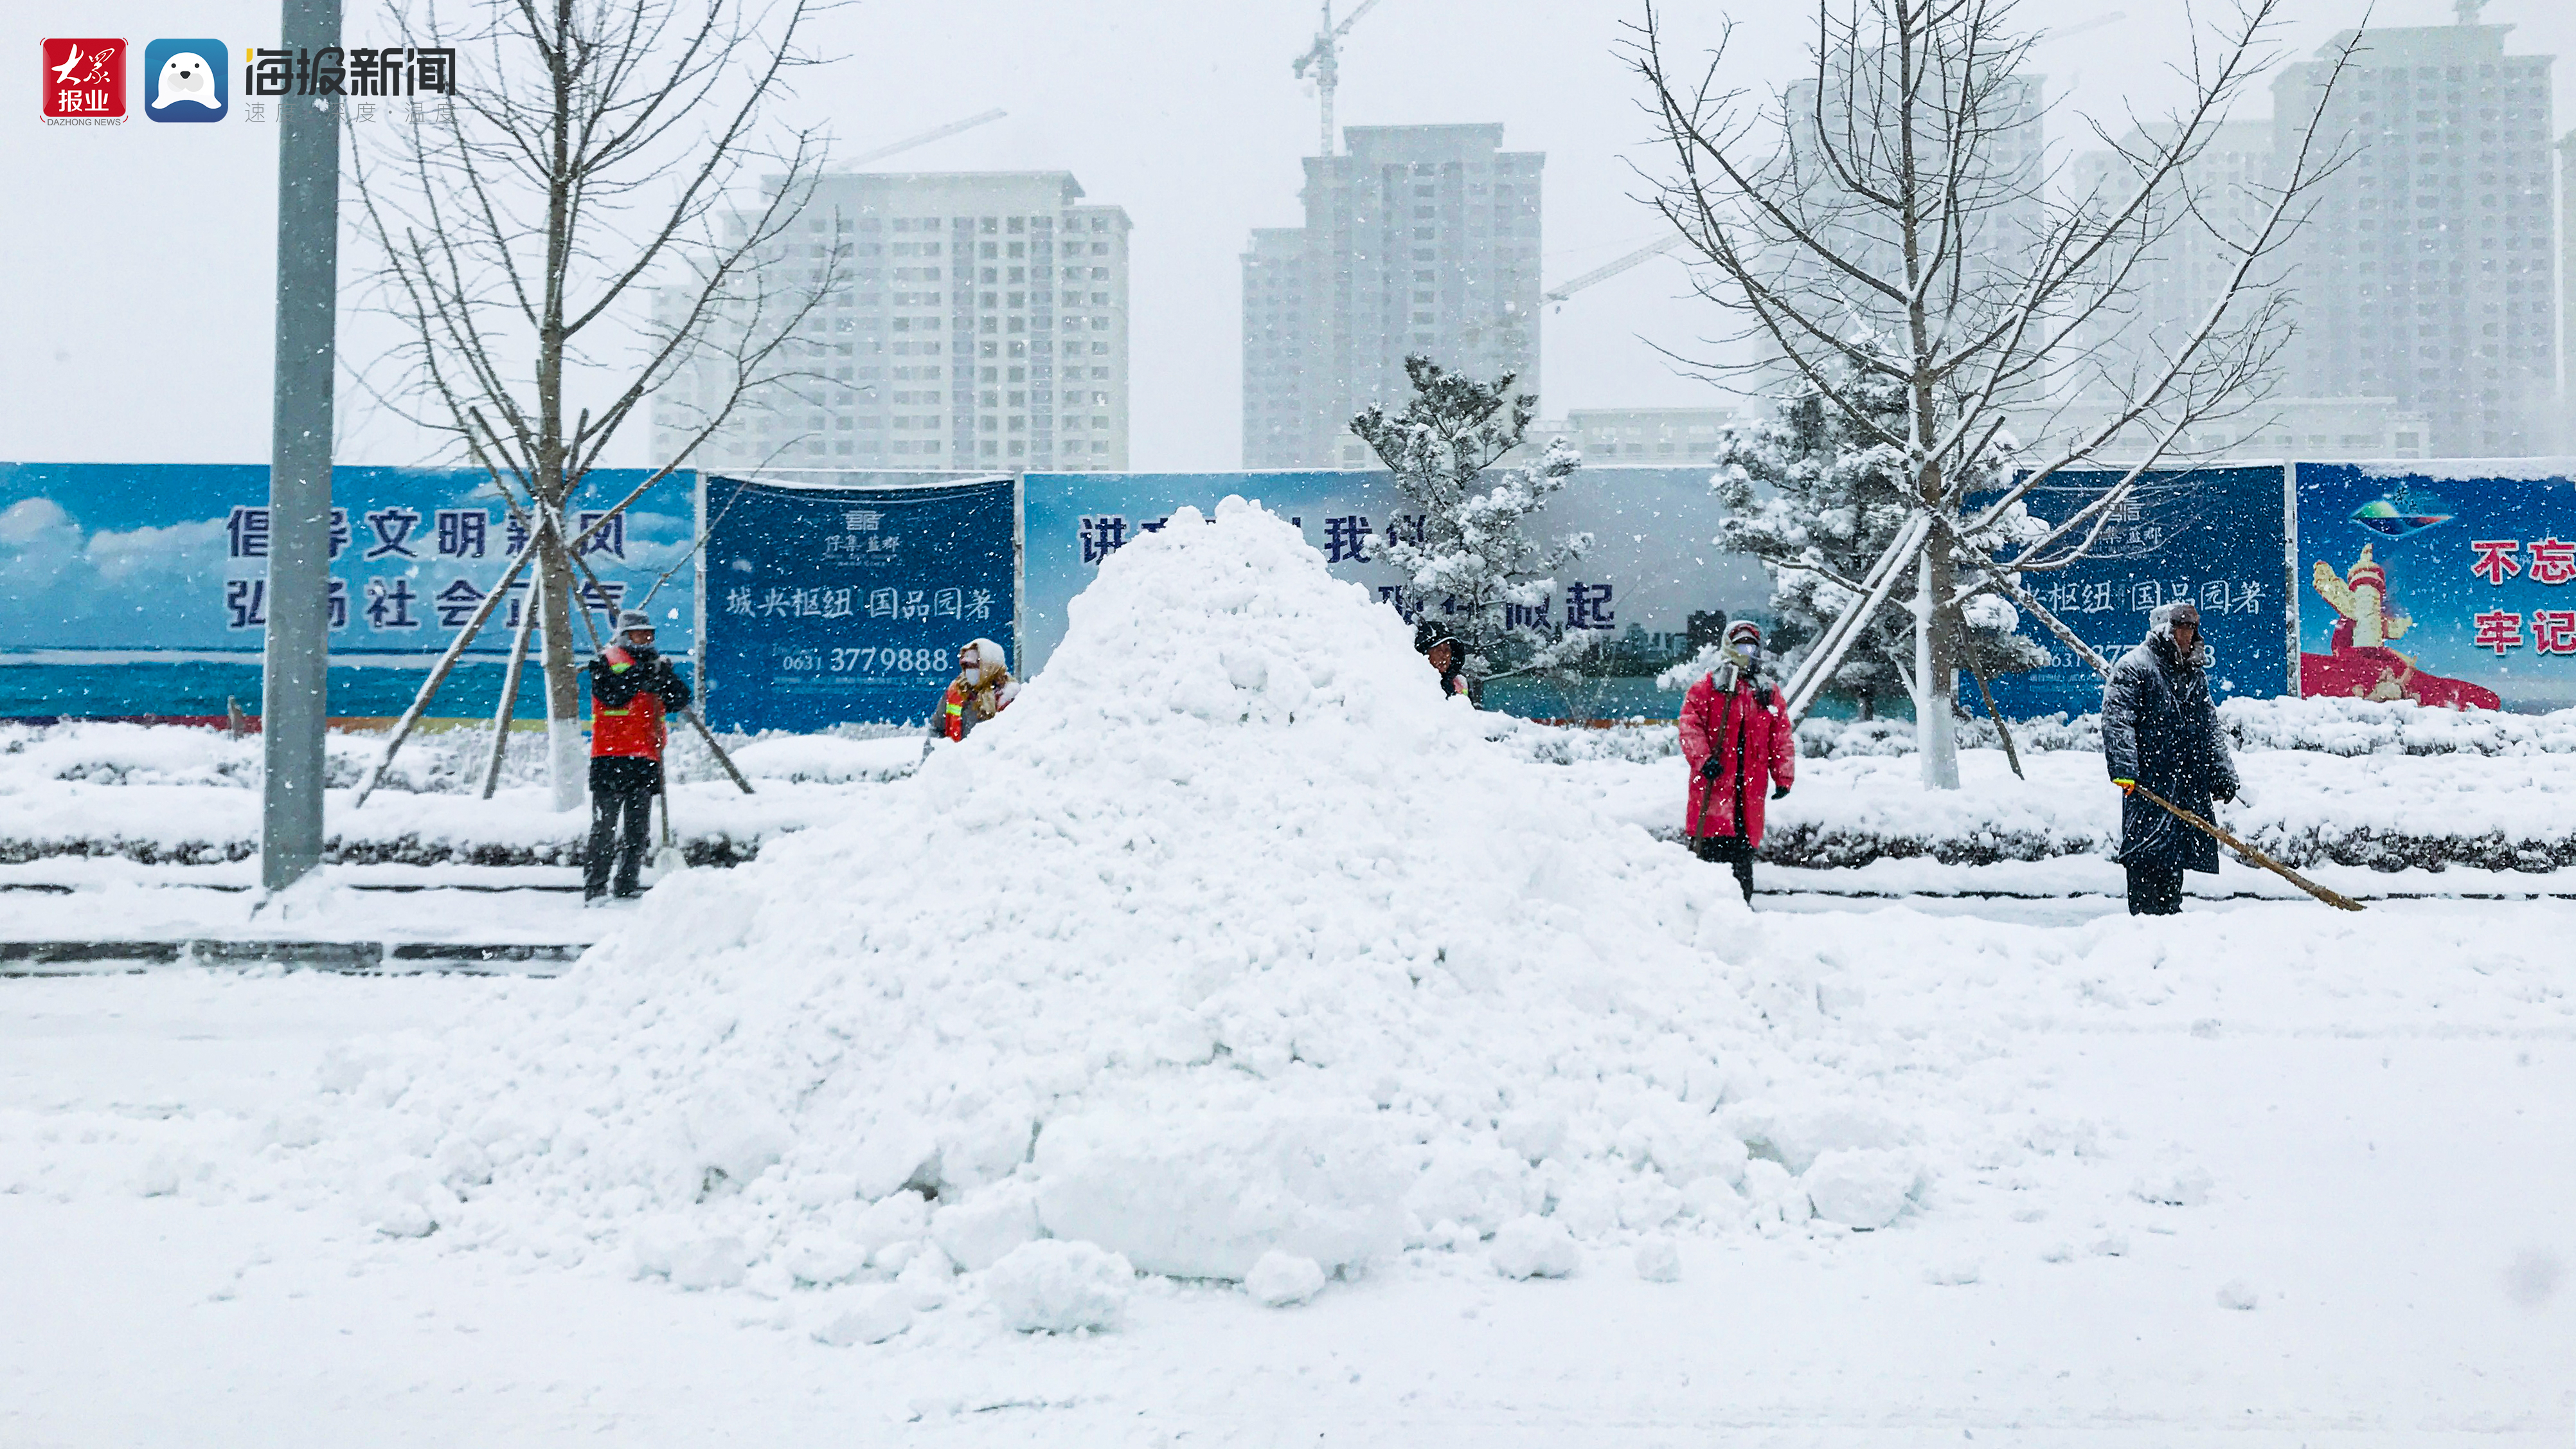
top-left (1292, 0), bottom-right (1388, 158)
top-left (1543, 235), bottom-right (1687, 309)
top-left (839, 108), bottom-right (1008, 170)
top-left (2037, 10), bottom-right (2127, 43)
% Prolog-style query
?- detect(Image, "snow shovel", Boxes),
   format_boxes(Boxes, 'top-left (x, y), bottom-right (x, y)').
top-left (650, 756), bottom-right (686, 881)
top-left (2129, 782), bottom-right (2363, 912)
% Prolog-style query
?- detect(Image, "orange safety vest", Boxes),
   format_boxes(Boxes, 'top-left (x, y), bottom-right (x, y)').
top-left (592, 647), bottom-right (669, 759)
top-left (940, 678), bottom-right (970, 741)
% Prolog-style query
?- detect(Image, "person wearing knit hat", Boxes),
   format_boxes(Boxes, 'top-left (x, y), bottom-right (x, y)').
top-left (583, 608), bottom-right (691, 903)
top-left (2102, 600), bottom-right (2240, 915)
top-left (1414, 618), bottom-right (1476, 705)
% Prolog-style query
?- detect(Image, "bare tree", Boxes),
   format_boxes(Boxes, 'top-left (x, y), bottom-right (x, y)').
top-left (350, 0), bottom-right (837, 809)
top-left (1632, 0), bottom-right (2359, 788)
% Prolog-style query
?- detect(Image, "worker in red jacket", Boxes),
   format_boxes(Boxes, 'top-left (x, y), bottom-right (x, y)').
top-left (1679, 620), bottom-right (1796, 906)
top-left (584, 610), bottom-right (692, 903)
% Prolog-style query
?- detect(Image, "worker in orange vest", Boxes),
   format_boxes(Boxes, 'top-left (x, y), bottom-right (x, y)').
top-left (584, 610), bottom-right (691, 903)
top-left (929, 637), bottom-right (1018, 746)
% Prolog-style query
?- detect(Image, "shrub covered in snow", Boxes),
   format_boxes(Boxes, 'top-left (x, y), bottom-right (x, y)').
top-left (1786, 696), bottom-right (2576, 760)
top-left (2215, 696), bottom-right (2576, 755)
top-left (1480, 714), bottom-right (1679, 765)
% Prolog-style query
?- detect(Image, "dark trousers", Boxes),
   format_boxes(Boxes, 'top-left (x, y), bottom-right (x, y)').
top-left (584, 755), bottom-right (661, 899)
top-left (1694, 833), bottom-right (1756, 905)
top-left (2125, 862), bottom-right (2185, 916)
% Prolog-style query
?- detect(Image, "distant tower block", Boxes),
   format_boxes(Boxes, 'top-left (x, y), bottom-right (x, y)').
top-left (1240, 125), bottom-right (1544, 469)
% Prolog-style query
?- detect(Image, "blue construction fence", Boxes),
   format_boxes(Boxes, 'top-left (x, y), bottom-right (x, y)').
top-left (7, 460), bottom-right (2574, 726)
top-left (0, 462), bottom-right (696, 722)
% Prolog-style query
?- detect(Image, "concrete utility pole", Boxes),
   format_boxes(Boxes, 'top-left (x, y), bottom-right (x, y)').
top-left (260, 0), bottom-right (342, 895)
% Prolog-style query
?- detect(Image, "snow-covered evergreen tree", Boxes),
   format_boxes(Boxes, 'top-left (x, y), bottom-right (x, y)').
top-left (1352, 356), bottom-right (1589, 691)
top-left (1706, 356), bottom-right (2048, 719)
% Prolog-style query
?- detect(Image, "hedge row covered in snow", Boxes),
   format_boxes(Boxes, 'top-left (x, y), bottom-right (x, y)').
top-left (1487, 696), bottom-right (2576, 766)
top-left (0, 719), bottom-right (924, 793)
top-left (0, 723), bottom-right (903, 867)
top-left (1796, 696), bottom-right (2576, 759)
top-left (1564, 748), bottom-right (2576, 873)
top-left (6, 700), bottom-right (2572, 872)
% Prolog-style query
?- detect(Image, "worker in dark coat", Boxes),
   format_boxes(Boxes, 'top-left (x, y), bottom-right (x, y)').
top-left (585, 610), bottom-right (692, 903)
top-left (2102, 600), bottom-right (2239, 915)
top-left (1414, 619), bottom-right (1477, 705)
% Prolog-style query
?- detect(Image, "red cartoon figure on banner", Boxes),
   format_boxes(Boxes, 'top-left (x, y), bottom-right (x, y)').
top-left (2301, 543), bottom-right (2501, 710)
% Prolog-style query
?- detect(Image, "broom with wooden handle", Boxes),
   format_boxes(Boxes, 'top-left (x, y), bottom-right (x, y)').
top-left (2127, 781), bottom-right (2363, 912)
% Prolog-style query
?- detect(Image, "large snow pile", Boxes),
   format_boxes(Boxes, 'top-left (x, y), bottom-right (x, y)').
top-left (325, 501), bottom-right (1923, 1295)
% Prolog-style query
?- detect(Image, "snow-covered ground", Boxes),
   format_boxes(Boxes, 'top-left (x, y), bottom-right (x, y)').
top-left (3, 503), bottom-right (2570, 1444)
top-left (4, 900), bottom-right (2570, 1444)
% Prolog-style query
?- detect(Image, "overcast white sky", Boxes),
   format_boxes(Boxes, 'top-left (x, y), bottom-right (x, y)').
top-left (4, 0), bottom-right (2568, 473)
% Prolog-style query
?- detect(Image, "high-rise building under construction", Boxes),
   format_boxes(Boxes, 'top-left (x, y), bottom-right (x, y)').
top-left (1242, 124), bottom-right (1543, 469)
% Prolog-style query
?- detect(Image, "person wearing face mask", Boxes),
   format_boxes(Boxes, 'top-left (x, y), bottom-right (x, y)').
top-left (929, 637), bottom-right (1019, 746)
top-left (1678, 619), bottom-right (1796, 906)
top-left (2103, 600), bottom-right (2242, 915)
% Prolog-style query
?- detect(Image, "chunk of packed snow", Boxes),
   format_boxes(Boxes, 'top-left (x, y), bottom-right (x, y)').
top-left (931, 1182), bottom-right (1040, 1271)
top-left (850, 1190), bottom-right (930, 1251)
top-left (1244, 1250), bottom-right (1327, 1307)
top-left (813, 1291), bottom-right (914, 1346)
top-left (1033, 1108), bottom-right (1405, 1279)
top-left (1741, 1160), bottom-right (1813, 1226)
top-left (318, 500), bottom-right (1922, 1293)
top-left (666, 1236), bottom-right (749, 1292)
top-left (1680, 1175), bottom-right (1748, 1226)
top-left (1801, 1149), bottom-right (1917, 1231)
top-left (1633, 1237), bottom-right (1683, 1283)
top-left (983, 1239), bottom-right (1132, 1333)
top-left (896, 1245), bottom-right (954, 1310)
top-left (1730, 1100), bottom-right (1911, 1174)
top-left (1488, 1215), bottom-right (1581, 1279)
top-left (2214, 1278), bottom-right (2261, 1311)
